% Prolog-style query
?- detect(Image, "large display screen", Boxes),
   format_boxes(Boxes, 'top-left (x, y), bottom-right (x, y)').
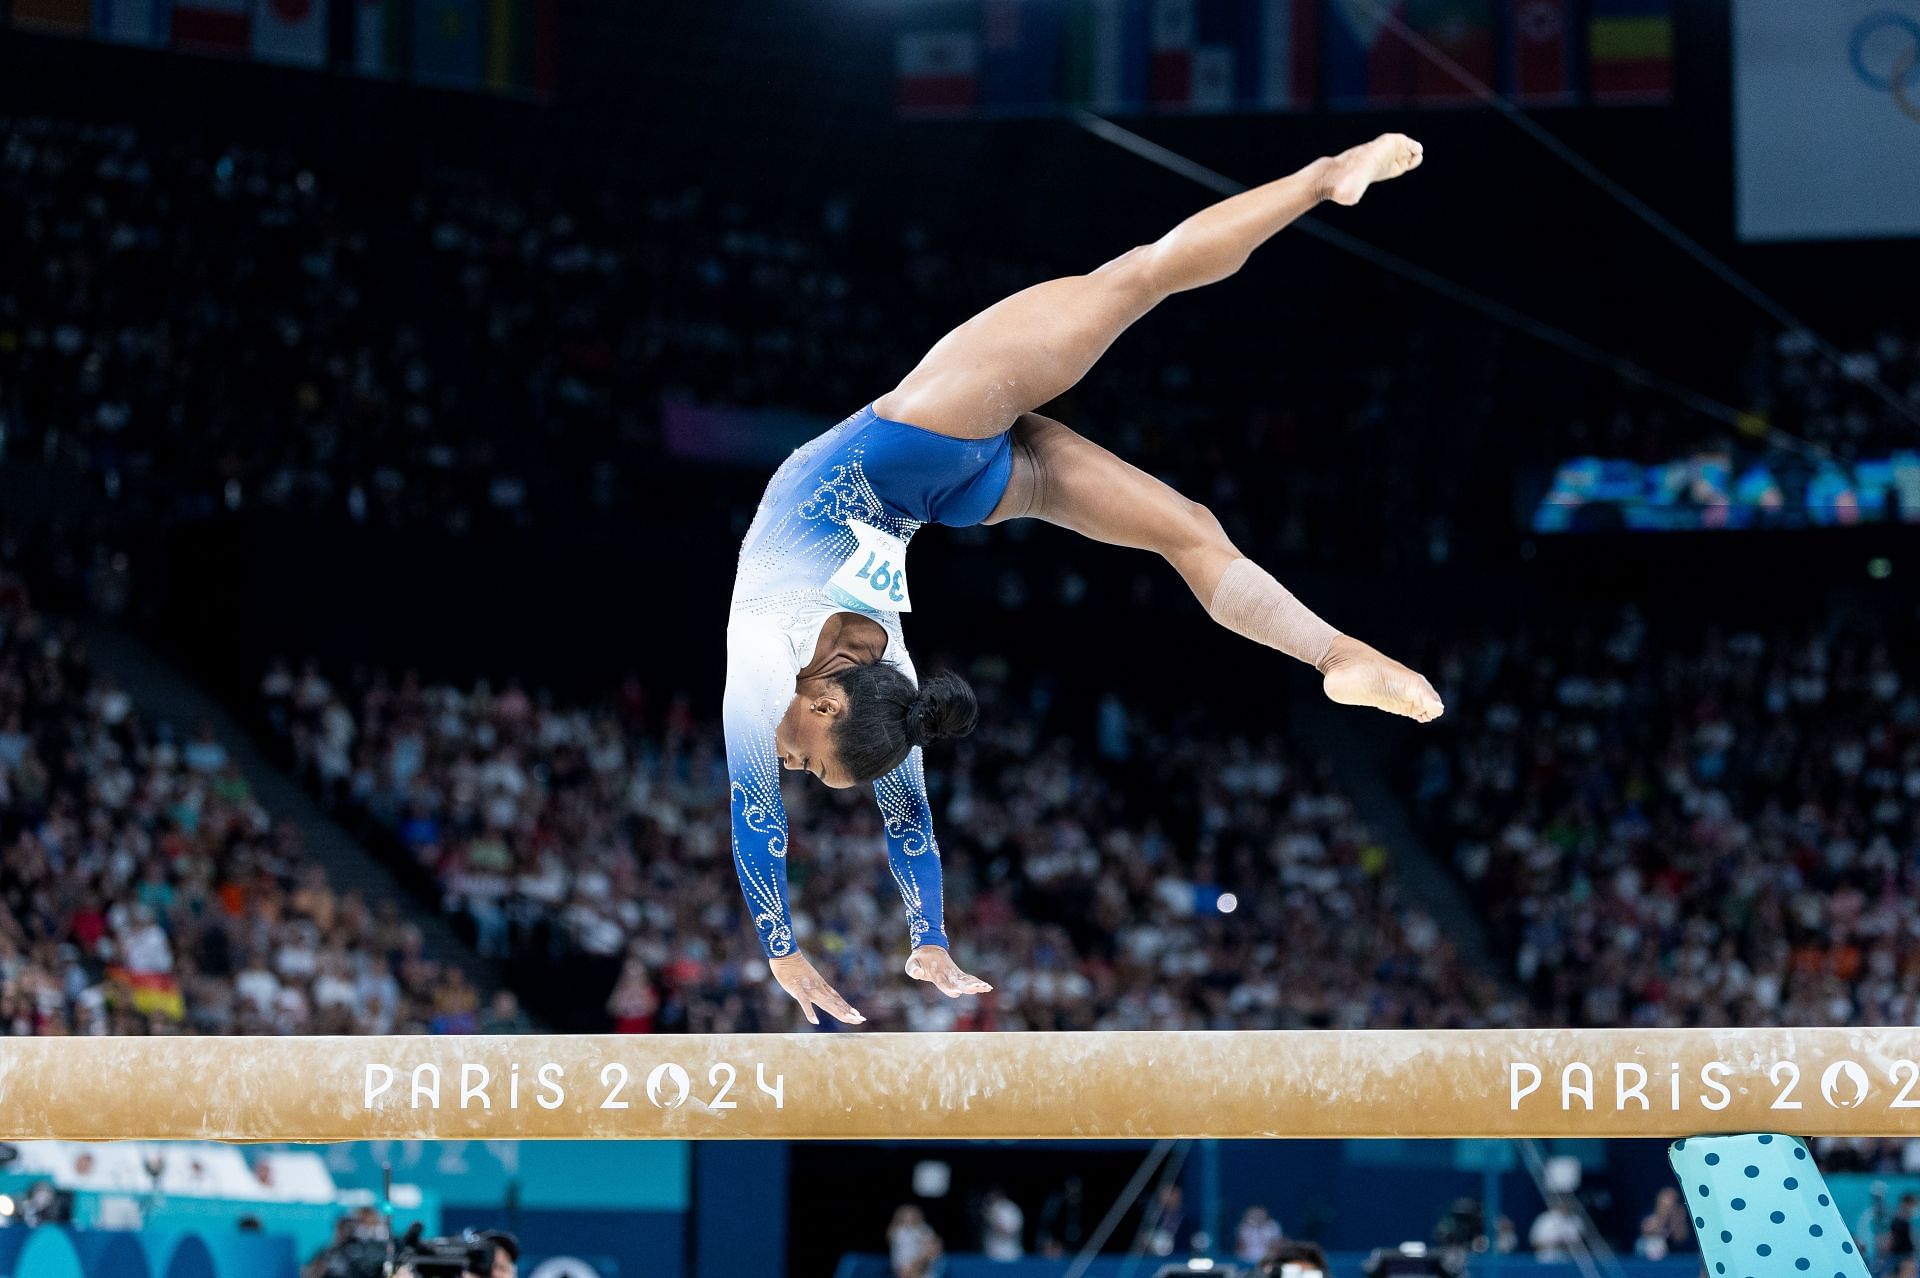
top-left (1532, 451), bottom-right (1920, 532)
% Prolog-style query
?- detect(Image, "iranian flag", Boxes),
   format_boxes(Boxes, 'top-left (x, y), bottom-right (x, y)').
top-left (897, 0), bottom-right (980, 117)
top-left (1147, 0), bottom-right (1237, 113)
top-left (254, 0), bottom-right (328, 65)
top-left (171, 0), bottom-right (248, 53)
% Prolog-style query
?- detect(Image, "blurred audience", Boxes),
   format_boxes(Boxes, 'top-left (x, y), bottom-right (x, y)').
top-left (888, 1204), bottom-right (943, 1278)
top-left (979, 1187), bottom-right (1023, 1261)
top-left (21, 113), bottom-right (1912, 582)
top-left (269, 657), bottom-right (1516, 1033)
top-left (0, 559), bottom-right (473, 1037)
top-left (1890, 1192), bottom-right (1918, 1278)
top-left (1635, 1187), bottom-right (1691, 1260)
top-left (1236, 1204), bottom-right (1285, 1266)
top-left (1416, 607), bottom-right (1920, 1029)
top-left (1527, 1198), bottom-right (1583, 1262)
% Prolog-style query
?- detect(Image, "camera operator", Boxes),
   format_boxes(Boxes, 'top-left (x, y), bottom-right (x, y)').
top-left (303, 1208), bottom-right (388, 1278)
top-left (391, 1228), bottom-right (519, 1278)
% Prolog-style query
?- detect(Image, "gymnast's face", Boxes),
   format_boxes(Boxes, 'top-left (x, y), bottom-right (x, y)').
top-left (775, 692), bottom-right (856, 788)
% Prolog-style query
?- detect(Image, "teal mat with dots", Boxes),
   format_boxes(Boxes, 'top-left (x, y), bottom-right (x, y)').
top-left (1671, 1133), bottom-right (1867, 1278)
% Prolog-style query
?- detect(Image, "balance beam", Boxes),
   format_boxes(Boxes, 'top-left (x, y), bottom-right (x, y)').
top-left (4, 1028), bottom-right (1917, 1142)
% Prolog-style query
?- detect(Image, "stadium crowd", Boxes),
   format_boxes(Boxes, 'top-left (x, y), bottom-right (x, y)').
top-left (0, 112), bottom-right (1047, 534)
top-left (264, 656), bottom-right (1518, 1033)
top-left (5, 109), bottom-right (1919, 1046)
top-left (1550, 325), bottom-right (1920, 467)
top-left (1412, 607), bottom-right (1920, 1030)
top-left (0, 558), bottom-right (497, 1037)
top-left (0, 111), bottom-right (1477, 572)
top-left (15, 113), bottom-right (1911, 580)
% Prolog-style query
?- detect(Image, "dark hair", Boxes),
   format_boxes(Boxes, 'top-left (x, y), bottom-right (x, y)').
top-left (829, 663), bottom-right (978, 783)
top-left (472, 1229), bottom-right (520, 1263)
top-left (1264, 1240), bottom-right (1331, 1276)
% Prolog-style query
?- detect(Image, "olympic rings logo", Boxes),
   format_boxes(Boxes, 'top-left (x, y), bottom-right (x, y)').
top-left (1848, 11), bottom-right (1920, 122)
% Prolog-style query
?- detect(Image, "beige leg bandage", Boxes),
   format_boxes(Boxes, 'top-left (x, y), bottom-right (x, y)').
top-left (1206, 558), bottom-right (1339, 670)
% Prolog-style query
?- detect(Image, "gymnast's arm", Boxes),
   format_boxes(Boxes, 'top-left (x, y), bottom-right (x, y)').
top-left (723, 618), bottom-right (865, 1025)
top-left (872, 653), bottom-right (993, 999)
top-left (874, 750), bottom-right (989, 998)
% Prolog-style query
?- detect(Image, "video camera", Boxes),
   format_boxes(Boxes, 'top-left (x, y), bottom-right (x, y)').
top-left (1361, 1242), bottom-right (1464, 1277)
top-left (394, 1222), bottom-right (520, 1278)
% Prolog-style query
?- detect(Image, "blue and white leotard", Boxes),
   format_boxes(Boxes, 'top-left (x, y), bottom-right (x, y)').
top-left (725, 405), bottom-right (1014, 960)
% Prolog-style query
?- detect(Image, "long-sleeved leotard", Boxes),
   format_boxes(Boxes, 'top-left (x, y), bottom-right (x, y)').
top-left (722, 612), bottom-right (947, 958)
top-left (723, 404), bottom-right (1009, 960)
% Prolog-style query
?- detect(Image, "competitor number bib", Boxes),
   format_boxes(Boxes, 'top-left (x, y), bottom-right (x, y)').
top-left (827, 520), bottom-right (913, 613)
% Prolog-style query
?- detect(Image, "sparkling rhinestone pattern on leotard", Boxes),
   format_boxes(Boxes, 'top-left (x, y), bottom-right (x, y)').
top-left (724, 410), bottom-right (947, 960)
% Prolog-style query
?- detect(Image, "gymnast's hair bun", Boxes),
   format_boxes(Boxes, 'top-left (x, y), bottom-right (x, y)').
top-left (905, 671), bottom-right (979, 748)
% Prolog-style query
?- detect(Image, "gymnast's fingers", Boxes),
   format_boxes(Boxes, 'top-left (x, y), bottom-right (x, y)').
top-left (789, 989), bottom-right (820, 1025)
top-left (815, 982), bottom-right (866, 1025)
top-left (772, 958), bottom-right (827, 1024)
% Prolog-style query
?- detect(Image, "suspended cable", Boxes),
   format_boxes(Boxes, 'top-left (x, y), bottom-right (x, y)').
top-left (1341, 0), bottom-right (1920, 431)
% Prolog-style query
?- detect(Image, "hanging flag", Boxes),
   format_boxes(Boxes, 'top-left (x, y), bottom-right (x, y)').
top-left (1146, 0), bottom-right (1243, 112)
top-left (413, 0), bottom-right (483, 87)
top-left (528, 0), bottom-right (555, 96)
top-left (1505, 0), bottom-right (1573, 103)
top-left (1588, 0), bottom-right (1672, 102)
top-left (354, 0), bottom-right (407, 75)
top-left (93, 0), bottom-right (172, 45)
top-left (12, 0), bottom-right (90, 33)
top-left (480, 0), bottom-right (556, 94)
top-left (254, 0), bottom-right (328, 65)
top-left (171, 0), bottom-right (248, 53)
top-left (1189, 0), bottom-right (1243, 110)
top-left (1407, 0), bottom-right (1494, 102)
top-left (1148, 0), bottom-right (1193, 106)
top-left (1239, 0), bottom-right (1318, 109)
top-left (1324, 0), bottom-right (1417, 106)
top-left (980, 0), bottom-right (1066, 113)
top-left (1066, 0), bottom-right (1148, 112)
top-left (897, 0), bottom-right (981, 116)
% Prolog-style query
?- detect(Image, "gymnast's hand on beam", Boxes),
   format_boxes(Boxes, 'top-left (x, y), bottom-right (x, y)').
top-left (905, 945), bottom-right (994, 998)
top-left (769, 953), bottom-right (866, 1026)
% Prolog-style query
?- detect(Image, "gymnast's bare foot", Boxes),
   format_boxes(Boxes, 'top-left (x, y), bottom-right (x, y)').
top-left (1319, 634), bottom-right (1445, 723)
top-left (1324, 133), bottom-right (1425, 207)
top-left (906, 945), bottom-right (993, 998)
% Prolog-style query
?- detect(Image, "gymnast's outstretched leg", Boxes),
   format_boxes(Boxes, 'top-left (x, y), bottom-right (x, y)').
top-left (875, 131), bottom-right (1440, 721)
top-left (987, 415), bottom-right (1444, 723)
top-left (875, 133), bottom-right (1425, 439)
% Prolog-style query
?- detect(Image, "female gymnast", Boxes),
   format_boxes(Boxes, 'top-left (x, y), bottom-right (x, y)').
top-left (726, 134), bottom-right (1444, 1025)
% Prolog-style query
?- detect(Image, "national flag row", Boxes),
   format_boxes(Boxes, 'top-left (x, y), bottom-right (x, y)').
top-left (10, 0), bottom-right (556, 97)
top-left (899, 0), bottom-right (1672, 117)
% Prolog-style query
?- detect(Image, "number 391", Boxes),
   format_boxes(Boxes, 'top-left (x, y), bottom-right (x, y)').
top-left (854, 552), bottom-right (906, 603)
